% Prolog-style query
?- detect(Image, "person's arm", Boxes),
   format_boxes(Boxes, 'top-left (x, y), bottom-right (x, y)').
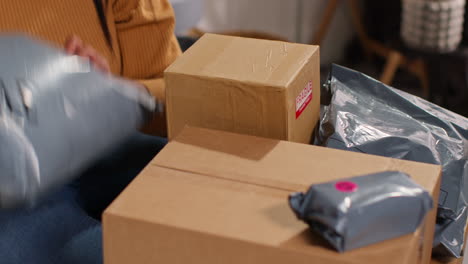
top-left (112, 0), bottom-right (182, 136)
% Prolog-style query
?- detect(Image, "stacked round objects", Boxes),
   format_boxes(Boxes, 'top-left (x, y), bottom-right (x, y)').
top-left (401, 0), bottom-right (466, 52)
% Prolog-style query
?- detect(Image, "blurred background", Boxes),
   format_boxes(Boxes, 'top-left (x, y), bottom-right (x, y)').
top-left (170, 0), bottom-right (468, 118)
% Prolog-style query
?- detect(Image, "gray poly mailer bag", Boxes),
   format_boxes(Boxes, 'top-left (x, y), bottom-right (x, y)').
top-left (317, 64), bottom-right (468, 257)
top-left (0, 35), bottom-right (156, 209)
top-left (289, 171), bottom-right (433, 252)
top-left (433, 207), bottom-right (467, 258)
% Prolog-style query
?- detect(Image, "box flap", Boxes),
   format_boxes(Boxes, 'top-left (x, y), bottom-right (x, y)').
top-left (154, 127), bottom-right (441, 194)
top-left (165, 34), bottom-right (319, 88)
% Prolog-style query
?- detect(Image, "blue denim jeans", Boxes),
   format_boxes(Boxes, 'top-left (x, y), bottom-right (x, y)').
top-left (0, 133), bottom-right (167, 264)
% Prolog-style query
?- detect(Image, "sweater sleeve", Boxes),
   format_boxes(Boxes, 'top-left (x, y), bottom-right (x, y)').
top-left (112, 0), bottom-right (181, 135)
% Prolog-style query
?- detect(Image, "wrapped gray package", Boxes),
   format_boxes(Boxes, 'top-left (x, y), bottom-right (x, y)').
top-left (316, 64), bottom-right (468, 257)
top-left (0, 35), bottom-right (156, 209)
top-left (289, 171), bottom-right (433, 252)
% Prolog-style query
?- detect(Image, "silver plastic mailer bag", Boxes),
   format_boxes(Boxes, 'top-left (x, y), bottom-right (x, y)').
top-left (289, 171), bottom-right (433, 252)
top-left (0, 35), bottom-right (156, 209)
top-left (316, 64), bottom-right (468, 257)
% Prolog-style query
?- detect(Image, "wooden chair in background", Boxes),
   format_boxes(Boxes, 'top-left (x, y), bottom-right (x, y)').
top-left (312, 0), bottom-right (430, 98)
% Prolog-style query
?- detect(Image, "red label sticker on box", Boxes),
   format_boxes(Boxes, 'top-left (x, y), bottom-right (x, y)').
top-left (296, 81), bottom-right (313, 119)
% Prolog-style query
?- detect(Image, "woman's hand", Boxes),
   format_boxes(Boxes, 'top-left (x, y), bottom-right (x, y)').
top-left (65, 35), bottom-right (149, 94)
top-left (65, 35), bottom-right (111, 74)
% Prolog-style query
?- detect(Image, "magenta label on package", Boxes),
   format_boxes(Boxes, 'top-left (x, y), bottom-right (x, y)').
top-left (335, 181), bottom-right (358, 193)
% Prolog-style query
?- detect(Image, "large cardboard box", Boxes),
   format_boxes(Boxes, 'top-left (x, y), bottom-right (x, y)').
top-left (165, 34), bottom-right (320, 143)
top-left (103, 127), bottom-right (441, 264)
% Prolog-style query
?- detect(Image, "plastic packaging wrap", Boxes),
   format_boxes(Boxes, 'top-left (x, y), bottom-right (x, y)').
top-left (317, 64), bottom-right (468, 257)
top-left (289, 171), bottom-right (433, 252)
top-left (0, 35), bottom-right (156, 209)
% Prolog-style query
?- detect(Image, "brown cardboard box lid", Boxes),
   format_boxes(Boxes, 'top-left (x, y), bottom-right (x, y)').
top-left (165, 33), bottom-right (319, 88)
top-left (154, 126), bottom-right (440, 194)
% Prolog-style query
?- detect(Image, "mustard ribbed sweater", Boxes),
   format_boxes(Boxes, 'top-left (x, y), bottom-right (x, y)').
top-left (0, 0), bottom-right (182, 135)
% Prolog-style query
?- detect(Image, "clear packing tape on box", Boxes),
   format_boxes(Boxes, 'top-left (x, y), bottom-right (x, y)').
top-left (289, 171), bottom-right (433, 252)
top-left (316, 64), bottom-right (468, 258)
top-left (0, 35), bottom-right (156, 209)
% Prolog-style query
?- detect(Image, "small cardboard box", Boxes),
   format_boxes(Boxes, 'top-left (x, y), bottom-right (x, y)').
top-left (165, 34), bottom-right (320, 143)
top-left (103, 127), bottom-right (441, 264)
